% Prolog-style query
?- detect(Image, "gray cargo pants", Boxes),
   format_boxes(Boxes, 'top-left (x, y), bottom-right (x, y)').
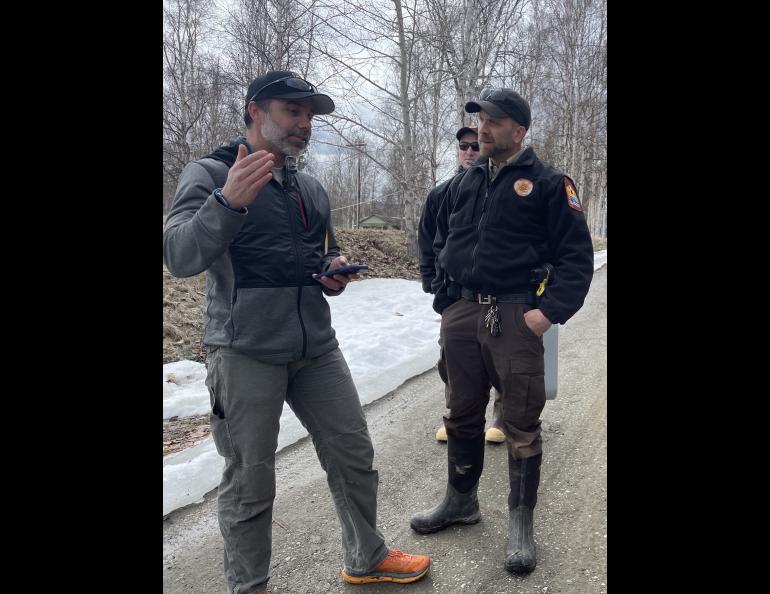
top-left (206, 346), bottom-right (388, 594)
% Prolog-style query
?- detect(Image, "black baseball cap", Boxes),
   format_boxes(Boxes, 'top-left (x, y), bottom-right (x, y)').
top-left (456, 125), bottom-right (478, 140)
top-left (465, 88), bottom-right (531, 129)
top-left (245, 70), bottom-right (335, 118)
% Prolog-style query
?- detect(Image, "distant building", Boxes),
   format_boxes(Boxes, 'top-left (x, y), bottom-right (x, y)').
top-left (358, 214), bottom-right (401, 230)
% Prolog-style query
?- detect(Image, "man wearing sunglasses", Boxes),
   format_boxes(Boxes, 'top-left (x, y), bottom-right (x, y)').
top-left (418, 126), bottom-right (479, 299)
top-left (418, 126), bottom-right (507, 446)
top-left (411, 88), bottom-right (593, 575)
top-left (164, 70), bottom-right (430, 594)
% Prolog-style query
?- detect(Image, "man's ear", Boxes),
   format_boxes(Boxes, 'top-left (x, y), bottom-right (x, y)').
top-left (247, 100), bottom-right (266, 126)
top-left (514, 125), bottom-right (527, 144)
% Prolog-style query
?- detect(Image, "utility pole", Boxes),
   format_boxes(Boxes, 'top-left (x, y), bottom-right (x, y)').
top-left (346, 142), bottom-right (366, 229)
top-left (356, 148), bottom-right (362, 228)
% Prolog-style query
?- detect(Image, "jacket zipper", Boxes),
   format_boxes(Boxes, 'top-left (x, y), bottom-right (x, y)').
top-left (471, 161), bottom-right (522, 281)
top-left (228, 289), bottom-right (237, 348)
top-left (281, 180), bottom-right (308, 359)
top-left (471, 174), bottom-right (493, 280)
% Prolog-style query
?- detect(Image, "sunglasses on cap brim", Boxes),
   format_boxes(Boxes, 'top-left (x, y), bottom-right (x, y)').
top-left (479, 88), bottom-right (510, 102)
top-left (249, 76), bottom-right (318, 102)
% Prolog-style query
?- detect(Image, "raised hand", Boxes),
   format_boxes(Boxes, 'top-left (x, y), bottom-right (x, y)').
top-left (220, 144), bottom-right (275, 209)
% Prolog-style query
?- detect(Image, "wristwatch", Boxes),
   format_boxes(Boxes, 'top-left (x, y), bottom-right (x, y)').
top-left (213, 188), bottom-right (233, 209)
top-left (214, 188), bottom-right (246, 213)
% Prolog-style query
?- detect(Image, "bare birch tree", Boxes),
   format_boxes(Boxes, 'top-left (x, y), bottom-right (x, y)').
top-left (163, 0), bottom-right (216, 209)
top-left (533, 0), bottom-right (606, 236)
top-left (161, 0), bottom-right (606, 237)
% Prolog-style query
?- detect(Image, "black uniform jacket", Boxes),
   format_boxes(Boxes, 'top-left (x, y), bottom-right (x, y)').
top-left (432, 146), bottom-right (594, 324)
top-left (418, 177), bottom-right (452, 292)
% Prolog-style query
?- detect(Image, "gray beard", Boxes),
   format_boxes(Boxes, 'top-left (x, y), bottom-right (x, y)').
top-left (261, 113), bottom-right (308, 156)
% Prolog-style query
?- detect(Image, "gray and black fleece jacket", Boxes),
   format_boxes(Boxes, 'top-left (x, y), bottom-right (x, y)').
top-left (163, 137), bottom-right (343, 364)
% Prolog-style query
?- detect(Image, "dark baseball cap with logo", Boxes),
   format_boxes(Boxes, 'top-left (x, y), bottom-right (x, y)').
top-left (465, 88), bottom-right (531, 129)
top-left (244, 70), bottom-right (335, 123)
top-left (455, 125), bottom-right (478, 140)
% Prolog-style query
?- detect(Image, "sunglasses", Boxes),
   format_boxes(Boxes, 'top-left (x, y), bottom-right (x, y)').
top-left (459, 142), bottom-right (480, 151)
top-left (479, 88), bottom-right (508, 102)
top-left (249, 76), bottom-right (317, 102)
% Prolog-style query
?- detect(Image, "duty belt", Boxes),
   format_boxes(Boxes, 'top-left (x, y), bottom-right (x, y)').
top-left (460, 287), bottom-right (535, 305)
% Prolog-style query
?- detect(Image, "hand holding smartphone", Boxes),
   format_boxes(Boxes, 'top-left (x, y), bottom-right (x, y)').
top-left (314, 263), bottom-right (369, 278)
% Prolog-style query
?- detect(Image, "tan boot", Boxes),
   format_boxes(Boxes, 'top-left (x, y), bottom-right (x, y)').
top-left (435, 425), bottom-right (447, 442)
top-left (485, 426), bottom-right (505, 443)
top-left (486, 388), bottom-right (505, 443)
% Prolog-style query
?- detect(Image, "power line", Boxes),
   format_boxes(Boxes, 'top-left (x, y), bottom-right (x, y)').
top-left (329, 189), bottom-right (402, 212)
top-left (330, 198), bottom-right (376, 212)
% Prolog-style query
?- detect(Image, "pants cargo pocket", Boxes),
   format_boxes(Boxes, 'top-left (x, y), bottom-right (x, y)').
top-left (437, 346), bottom-right (448, 384)
top-left (205, 348), bottom-right (235, 458)
top-left (210, 410), bottom-right (235, 458)
top-left (501, 370), bottom-right (546, 457)
top-left (208, 387), bottom-right (235, 458)
top-left (502, 371), bottom-right (546, 429)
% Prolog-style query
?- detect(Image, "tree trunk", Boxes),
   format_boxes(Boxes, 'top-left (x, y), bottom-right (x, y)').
top-left (394, 0), bottom-right (419, 258)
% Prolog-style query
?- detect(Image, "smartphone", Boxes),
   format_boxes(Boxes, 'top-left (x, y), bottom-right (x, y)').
top-left (315, 263), bottom-right (369, 278)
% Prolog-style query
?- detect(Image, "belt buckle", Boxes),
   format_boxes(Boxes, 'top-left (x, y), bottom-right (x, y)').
top-left (478, 294), bottom-right (493, 305)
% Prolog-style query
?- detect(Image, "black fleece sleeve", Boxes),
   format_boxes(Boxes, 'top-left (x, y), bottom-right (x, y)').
top-left (537, 176), bottom-right (595, 324)
top-left (418, 180), bottom-right (450, 292)
top-left (430, 175), bottom-right (466, 313)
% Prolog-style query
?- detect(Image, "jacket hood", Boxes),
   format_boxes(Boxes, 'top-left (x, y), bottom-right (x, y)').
top-left (202, 137), bottom-right (250, 168)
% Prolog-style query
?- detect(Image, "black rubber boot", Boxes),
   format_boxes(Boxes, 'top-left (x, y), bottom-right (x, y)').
top-left (409, 482), bottom-right (481, 534)
top-left (410, 434), bottom-right (484, 534)
top-left (505, 454), bottom-right (542, 574)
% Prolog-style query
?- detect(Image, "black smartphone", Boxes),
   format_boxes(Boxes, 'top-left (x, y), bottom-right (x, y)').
top-left (315, 264), bottom-right (369, 278)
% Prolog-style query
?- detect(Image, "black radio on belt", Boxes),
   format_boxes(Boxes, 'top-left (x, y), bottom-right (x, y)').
top-left (530, 263), bottom-right (555, 297)
top-left (529, 263), bottom-right (554, 285)
top-left (445, 273), bottom-right (461, 299)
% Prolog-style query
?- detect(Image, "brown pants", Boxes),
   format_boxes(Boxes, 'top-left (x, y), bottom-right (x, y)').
top-left (440, 299), bottom-right (546, 459)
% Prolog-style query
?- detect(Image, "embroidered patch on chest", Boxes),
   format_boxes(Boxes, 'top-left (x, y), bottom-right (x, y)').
top-left (564, 178), bottom-right (582, 211)
top-left (513, 178), bottom-right (534, 197)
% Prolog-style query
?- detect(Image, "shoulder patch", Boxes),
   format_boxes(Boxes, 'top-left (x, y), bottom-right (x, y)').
top-left (513, 178), bottom-right (534, 197)
top-left (564, 177), bottom-right (582, 211)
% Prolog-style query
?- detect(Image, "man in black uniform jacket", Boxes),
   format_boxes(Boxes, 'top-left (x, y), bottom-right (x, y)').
top-left (410, 88), bottom-right (594, 575)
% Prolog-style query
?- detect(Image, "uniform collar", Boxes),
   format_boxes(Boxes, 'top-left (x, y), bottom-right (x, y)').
top-left (486, 146), bottom-right (535, 182)
top-left (490, 145), bottom-right (535, 168)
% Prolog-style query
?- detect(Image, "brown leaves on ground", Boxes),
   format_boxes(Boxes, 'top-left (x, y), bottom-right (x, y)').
top-left (163, 414), bottom-right (210, 456)
top-left (334, 229), bottom-right (420, 281)
top-left (163, 267), bottom-right (208, 364)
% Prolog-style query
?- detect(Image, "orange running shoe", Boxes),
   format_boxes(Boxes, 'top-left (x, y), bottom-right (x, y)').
top-left (340, 549), bottom-right (431, 584)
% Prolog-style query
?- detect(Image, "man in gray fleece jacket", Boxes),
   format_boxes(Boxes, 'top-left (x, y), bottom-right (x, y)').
top-left (163, 70), bottom-right (430, 594)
